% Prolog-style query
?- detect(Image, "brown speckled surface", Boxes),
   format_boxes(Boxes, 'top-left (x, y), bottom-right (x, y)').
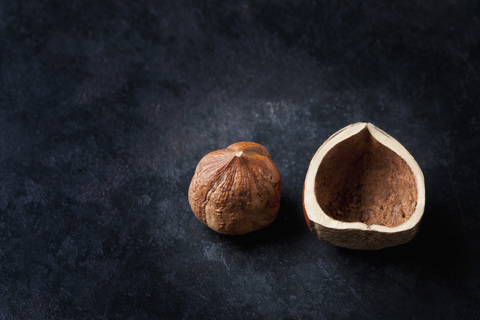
top-left (315, 127), bottom-right (417, 227)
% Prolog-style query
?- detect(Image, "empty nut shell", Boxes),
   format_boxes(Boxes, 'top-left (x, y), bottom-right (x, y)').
top-left (303, 123), bottom-right (426, 250)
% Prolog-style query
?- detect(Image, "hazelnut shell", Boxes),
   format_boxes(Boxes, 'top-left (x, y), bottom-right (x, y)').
top-left (303, 123), bottom-right (426, 250)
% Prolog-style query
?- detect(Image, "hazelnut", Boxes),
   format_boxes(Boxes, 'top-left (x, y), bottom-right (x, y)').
top-left (188, 142), bottom-right (281, 235)
top-left (303, 123), bottom-right (425, 250)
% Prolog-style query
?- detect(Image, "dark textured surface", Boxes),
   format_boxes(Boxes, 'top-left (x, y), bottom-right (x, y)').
top-left (1, 1), bottom-right (479, 319)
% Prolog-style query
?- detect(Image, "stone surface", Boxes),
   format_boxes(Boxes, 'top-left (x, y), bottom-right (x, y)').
top-left (0, 1), bottom-right (479, 319)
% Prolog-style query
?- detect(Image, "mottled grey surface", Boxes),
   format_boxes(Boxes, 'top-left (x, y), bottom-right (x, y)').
top-left (1, 1), bottom-right (479, 319)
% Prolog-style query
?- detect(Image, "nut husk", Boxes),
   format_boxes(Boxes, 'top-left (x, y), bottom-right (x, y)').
top-left (189, 142), bottom-right (281, 235)
top-left (303, 123), bottom-right (425, 250)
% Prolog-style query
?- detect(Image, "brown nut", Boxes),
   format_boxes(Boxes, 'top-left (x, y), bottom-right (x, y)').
top-left (188, 141), bottom-right (281, 235)
top-left (303, 123), bottom-right (425, 250)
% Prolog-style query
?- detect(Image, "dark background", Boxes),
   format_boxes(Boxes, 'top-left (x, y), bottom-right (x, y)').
top-left (1, 0), bottom-right (479, 319)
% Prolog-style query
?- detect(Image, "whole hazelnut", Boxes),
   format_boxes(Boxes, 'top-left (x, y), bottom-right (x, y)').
top-left (188, 141), bottom-right (281, 235)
